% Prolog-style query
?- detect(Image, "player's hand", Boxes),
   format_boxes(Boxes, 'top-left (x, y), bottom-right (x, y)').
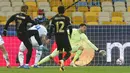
top-left (99, 50), bottom-right (106, 56)
top-left (3, 29), bottom-right (7, 36)
top-left (46, 39), bottom-right (50, 44)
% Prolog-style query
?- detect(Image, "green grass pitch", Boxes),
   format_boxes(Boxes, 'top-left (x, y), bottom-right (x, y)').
top-left (0, 66), bottom-right (130, 73)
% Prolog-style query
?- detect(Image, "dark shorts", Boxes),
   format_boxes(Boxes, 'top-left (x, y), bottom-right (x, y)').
top-left (17, 30), bottom-right (38, 41)
top-left (17, 31), bottom-right (30, 41)
top-left (55, 34), bottom-right (72, 52)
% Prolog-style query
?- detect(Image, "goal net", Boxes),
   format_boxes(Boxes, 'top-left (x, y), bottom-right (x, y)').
top-left (0, 25), bottom-right (130, 66)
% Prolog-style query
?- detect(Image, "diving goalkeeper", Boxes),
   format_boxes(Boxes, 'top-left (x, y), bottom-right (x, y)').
top-left (38, 23), bottom-right (106, 67)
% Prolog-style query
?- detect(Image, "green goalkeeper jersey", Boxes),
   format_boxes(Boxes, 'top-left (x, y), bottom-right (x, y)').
top-left (68, 29), bottom-right (83, 44)
top-left (68, 29), bottom-right (99, 51)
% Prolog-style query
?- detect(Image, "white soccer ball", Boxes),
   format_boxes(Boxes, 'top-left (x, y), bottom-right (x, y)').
top-left (116, 58), bottom-right (124, 65)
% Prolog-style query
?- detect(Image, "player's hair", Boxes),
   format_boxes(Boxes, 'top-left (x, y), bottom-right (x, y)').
top-left (79, 23), bottom-right (87, 27)
top-left (58, 5), bottom-right (65, 14)
top-left (21, 5), bottom-right (28, 12)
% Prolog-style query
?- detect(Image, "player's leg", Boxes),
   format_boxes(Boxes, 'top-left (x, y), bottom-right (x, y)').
top-left (55, 35), bottom-right (66, 71)
top-left (58, 49), bottom-right (65, 71)
top-left (17, 32), bottom-right (33, 69)
top-left (59, 45), bottom-right (71, 71)
top-left (62, 41), bottom-right (72, 61)
top-left (58, 47), bottom-right (65, 71)
top-left (33, 50), bottom-right (42, 68)
top-left (28, 36), bottom-right (42, 68)
top-left (18, 42), bottom-right (26, 68)
top-left (27, 30), bottom-right (48, 51)
top-left (0, 36), bottom-right (10, 68)
top-left (22, 39), bottom-right (33, 69)
top-left (63, 51), bottom-right (71, 61)
top-left (38, 48), bottom-right (59, 65)
top-left (0, 44), bottom-right (10, 68)
top-left (55, 36), bottom-right (64, 61)
top-left (71, 46), bottom-right (83, 67)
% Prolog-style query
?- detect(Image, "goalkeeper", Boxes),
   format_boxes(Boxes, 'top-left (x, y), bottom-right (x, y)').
top-left (38, 23), bottom-right (106, 67)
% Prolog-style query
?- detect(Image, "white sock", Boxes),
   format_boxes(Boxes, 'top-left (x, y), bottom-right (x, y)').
top-left (3, 54), bottom-right (10, 66)
top-left (34, 50), bottom-right (42, 65)
top-left (25, 64), bottom-right (29, 66)
top-left (60, 60), bottom-right (64, 66)
top-left (18, 51), bottom-right (24, 66)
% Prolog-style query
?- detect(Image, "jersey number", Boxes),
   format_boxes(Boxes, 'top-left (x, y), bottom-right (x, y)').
top-left (35, 25), bottom-right (41, 30)
top-left (56, 21), bottom-right (64, 32)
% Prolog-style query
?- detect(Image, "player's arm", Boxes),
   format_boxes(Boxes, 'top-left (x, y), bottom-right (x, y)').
top-left (40, 34), bottom-right (47, 45)
top-left (27, 16), bottom-right (37, 25)
top-left (82, 34), bottom-right (106, 56)
top-left (67, 17), bottom-right (72, 38)
top-left (3, 14), bottom-right (16, 36)
top-left (46, 20), bottom-right (54, 44)
top-left (82, 34), bottom-right (99, 51)
top-left (34, 17), bottom-right (39, 24)
top-left (41, 30), bottom-right (47, 44)
top-left (47, 20), bottom-right (53, 39)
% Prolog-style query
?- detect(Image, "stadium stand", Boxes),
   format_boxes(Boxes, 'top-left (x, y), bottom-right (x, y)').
top-left (0, 0), bottom-right (129, 25)
top-left (11, 2), bottom-right (24, 7)
top-left (0, 2), bottom-right (11, 7)
top-left (50, 0), bottom-right (62, 7)
top-left (0, 0), bottom-right (10, 2)
top-left (90, 6), bottom-right (101, 12)
top-left (39, 6), bottom-right (51, 12)
top-left (45, 12), bottom-right (57, 19)
top-left (23, 0), bottom-right (35, 2)
top-left (13, 7), bottom-right (21, 12)
top-left (0, 12), bottom-right (6, 24)
top-left (36, 0), bottom-right (48, 2)
top-left (72, 12), bottom-right (84, 25)
top-left (11, 0), bottom-right (23, 2)
top-left (37, 2), bottom-right (50, 7)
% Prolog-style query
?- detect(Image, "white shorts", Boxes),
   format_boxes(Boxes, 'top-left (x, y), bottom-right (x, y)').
top-left (0, 35), bottom-right (4, 45)
top-left (19, 36), bottom-right (39, 51)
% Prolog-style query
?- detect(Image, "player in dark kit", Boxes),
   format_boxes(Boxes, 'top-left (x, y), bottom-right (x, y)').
top-left (3, 5), bottom-right (46, 69)
top-left (46, 6), bottom-right (72, 71)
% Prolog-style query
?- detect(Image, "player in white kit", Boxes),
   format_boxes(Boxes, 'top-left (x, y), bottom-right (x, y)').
top-left (18, 24), bottom-right (47, 68)
top-left (0, 35), bottom-right (10, 68)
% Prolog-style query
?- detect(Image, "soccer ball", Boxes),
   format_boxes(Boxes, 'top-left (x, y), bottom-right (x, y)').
top-left (116, 58), bottom-right (124, 65)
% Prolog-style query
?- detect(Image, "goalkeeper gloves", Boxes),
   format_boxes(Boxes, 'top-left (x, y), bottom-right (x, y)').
top-left (3, 29), bottom-right (7, 36)
top-left (97, 50), bottom-right (106, 56)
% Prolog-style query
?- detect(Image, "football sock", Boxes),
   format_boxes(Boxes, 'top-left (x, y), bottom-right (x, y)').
top-left (18, 51), bottom-right (24, 66)
top-left (38, 56), bottom-right (50, 65)
top-left (3, 53), bottom-right (10, 66)
top-left (26, 48), bottom-right (32, 64)
top-left (72, 50), bottom-right (82, 63)
top-left (34, 50), bottom-right (42, 65)
top-left (59, 52), bottom-right (63, 60)
top-left (63, 52), bottom-right (71, 61)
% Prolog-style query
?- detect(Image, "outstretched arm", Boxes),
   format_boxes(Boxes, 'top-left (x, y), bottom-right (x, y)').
top-left (47, 20), bottom-right (53, 39)
top-left (4, 14), bottom-right (16, 30)
top-left (3, 14), bottom-right (16, 36)
top-left (82, 34), bottom-right (99, 51)
top-left (82, 34), bottom-right (106, 56)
